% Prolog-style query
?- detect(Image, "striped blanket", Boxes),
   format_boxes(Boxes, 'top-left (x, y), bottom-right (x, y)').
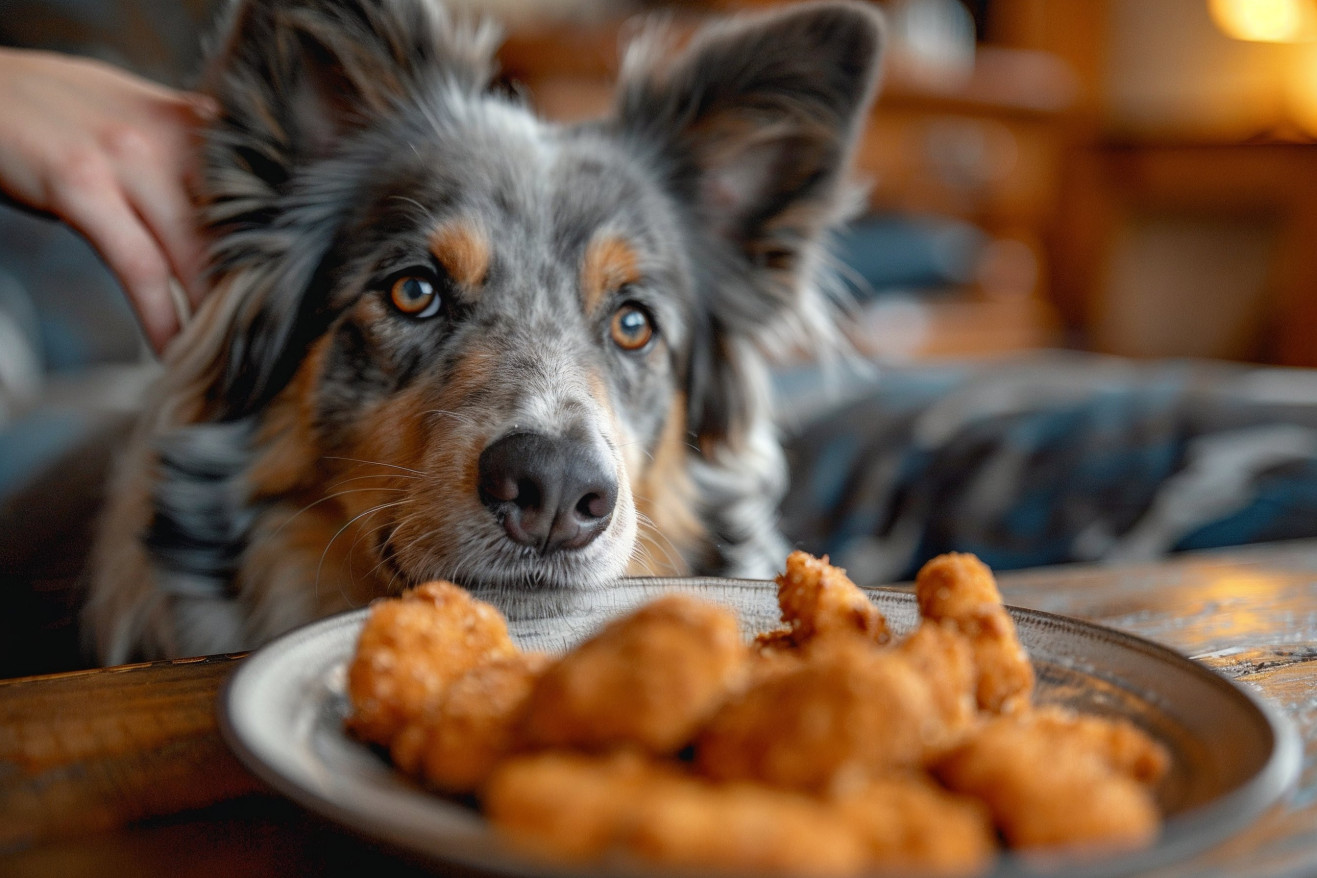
top-left (778, 352), bottom-right (1317, 585)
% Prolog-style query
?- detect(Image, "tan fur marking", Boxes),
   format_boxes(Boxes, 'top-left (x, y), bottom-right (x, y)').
top-left (248, 336), bottom-right (329, 498)
top-left (584, 369), bottom-right (612, 411)
top-left (350, 376), bottom-right (487, 582)
top-left (581, 234), bottom-right (642, 315)
top-left (244, 501), bottom-right (380, 623)
top-left (353, 385), bottom-right (434, 478)
top-left (629, 393), bottom-right (704, 576)
top-left (430, 220), bottom-right (491, 289)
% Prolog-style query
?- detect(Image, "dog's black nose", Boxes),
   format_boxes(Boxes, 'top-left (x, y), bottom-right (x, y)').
top-left (478, 432), bottom-right (618, 554)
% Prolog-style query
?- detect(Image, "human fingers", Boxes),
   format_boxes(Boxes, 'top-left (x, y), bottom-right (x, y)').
top-left (49, 166), bottom-right (180, 354)
top-left (117, 131), bottom-right (210, 309)
top-left (109, 89), bottom-right (217, 312)
top-left (0, 51), bottom-right (212, 349)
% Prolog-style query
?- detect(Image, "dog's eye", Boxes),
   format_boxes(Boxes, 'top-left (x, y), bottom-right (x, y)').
top-left (610, 303), bottom-right (655, 351)
top-left (389, 275), bottom-right (442, 319)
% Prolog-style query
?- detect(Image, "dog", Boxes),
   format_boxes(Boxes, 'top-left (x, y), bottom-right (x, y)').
top-left (84, 0), bottom-right (884, 664)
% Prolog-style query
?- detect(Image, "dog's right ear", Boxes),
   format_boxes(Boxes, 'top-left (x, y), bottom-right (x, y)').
top-left (204, 0), bottom-right (499, 199)
top-left (196, 0), bottom-right (500, 418)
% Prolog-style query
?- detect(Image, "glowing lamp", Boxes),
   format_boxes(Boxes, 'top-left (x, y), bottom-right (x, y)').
top-left (1209, 0), bottom-right (1317, 43)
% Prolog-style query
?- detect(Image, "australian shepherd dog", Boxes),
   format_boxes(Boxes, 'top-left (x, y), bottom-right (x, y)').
top-left (84, 0), bottom-right (883, 663)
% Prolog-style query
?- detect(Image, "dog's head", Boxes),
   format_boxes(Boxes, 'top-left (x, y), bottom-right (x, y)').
top-left (154, 0), bottom-right (882, 605)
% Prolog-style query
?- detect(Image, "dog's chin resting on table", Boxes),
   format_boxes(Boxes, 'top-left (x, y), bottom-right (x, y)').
top-left (83, 0), bottom-right (884, 664)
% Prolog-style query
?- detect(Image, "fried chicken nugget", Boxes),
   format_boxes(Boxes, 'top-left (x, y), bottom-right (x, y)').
top-left (894, 621), bottom-right (979, 755)
top-left (628, 774), bottom-right (868, 876)
top-left (695, 639), bottom-right (937, 792)
top-left (518, 593), bottom-right (746, 754)
top-left (391, 651), bottom-right (553, 793)
top-left (1018, 706), bottom-right (1170, 785)
top-left (916, 553), bottom-right (1034, 714)
top-left (346, 581), bottom-right (517, 746)
top-left (833, 775), bottom-right (996, 877)
top-left (485, 751), bottom-right (868, 876)
top-left (934, 709), bottom-right (1165, 851)
top-left (484, 751), bottom-right (652, 862)
top-left (777, 550), bottom-right (891, 646)
top-left (747, 628), bottom-right (806, 684)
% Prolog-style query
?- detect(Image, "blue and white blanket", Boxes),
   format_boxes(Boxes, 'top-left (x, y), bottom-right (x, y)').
top-left (779, 353), bottom-right (1317, 585)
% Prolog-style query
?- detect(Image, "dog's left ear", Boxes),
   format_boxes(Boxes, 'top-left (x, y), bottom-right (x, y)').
top-left (615, 1), bottom-right (884, 443)
top-left (617, 1), bottom-right (882, 302)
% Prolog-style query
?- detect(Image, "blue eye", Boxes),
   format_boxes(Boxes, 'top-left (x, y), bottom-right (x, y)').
top-left (389, 275), bottom-right (442, 319)
top-left (610, 303), bottom-right (655, 351)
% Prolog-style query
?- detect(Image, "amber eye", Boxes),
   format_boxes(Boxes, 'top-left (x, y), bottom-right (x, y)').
top-left (389, 275), bottom-right (442, 318)
top-left (610, 303), bottom-right (655, 351)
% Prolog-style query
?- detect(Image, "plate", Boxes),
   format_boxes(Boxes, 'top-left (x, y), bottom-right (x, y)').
top-left (219, 578), bottom-right (1301, 878)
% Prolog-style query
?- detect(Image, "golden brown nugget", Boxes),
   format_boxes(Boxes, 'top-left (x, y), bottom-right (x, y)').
top-left (348, 552), bottom-right (1167, 875)
top-left (518, 594), bottom-right (746, 754)
top-left (629, 775), bottom-right (867, 876)
top-left (346, 581), bottom-right (517, 746)
top-left (777, 550), bottom-right (891, 646)
top-left (894, 622), bottom-right (978, 755)
top-left (915, 553), bottom-right (1034, 713)
top-left (834, 776), bottom-right (996, 877)
top-left (483, 751), bottom-right (652, 862)
top-left (1014, 706), bottom-right (1170, 785)
top-left (391, 651), bottom-right (554, 793)
top-left (696, 640), bottom-right (936, 792)
top-left (915, 552), bottom-right (1003, 620)
top-left (486, 751), bottom-right (865, 874)
top-left (746, 628), bottom-right (806, 685)
top-left (935, 711), bottom-right (1163, 851)
top-left (968, 614), bottom-right (1036, 714)
top-left (752, 627), bottom-right (796, 654)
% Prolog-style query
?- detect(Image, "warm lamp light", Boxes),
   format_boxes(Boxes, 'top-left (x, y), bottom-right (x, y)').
top-left (1209, 0), bottom-right (1317, 42)
top-left (1287, 45), bottom-right (1317, 135)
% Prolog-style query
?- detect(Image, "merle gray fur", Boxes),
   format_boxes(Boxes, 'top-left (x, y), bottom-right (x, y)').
top-left (85, 0), bottom-right (884, 662)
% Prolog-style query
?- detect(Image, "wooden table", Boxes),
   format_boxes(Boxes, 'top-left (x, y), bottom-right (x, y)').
top-left (2, 542), bottom-right (1315, 877)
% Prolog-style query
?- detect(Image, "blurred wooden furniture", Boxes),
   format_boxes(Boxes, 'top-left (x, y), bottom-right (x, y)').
top-left (1052, 140), bottom-right (1317, 367)
top-left (2, 541), bottom-right (1315, 877)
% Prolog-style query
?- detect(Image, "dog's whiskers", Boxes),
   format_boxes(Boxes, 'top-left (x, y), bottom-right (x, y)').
top-left (322, 456), bottom-right (426, 477)
top-left (631, 508), bottom-right (686, 577)
top-left (378, 506), bottom-right (476, 594)
top-left (268, 486), bottom-right (407, 541)
top-left (314, 500), bottom-right (407, 598)
top-left (613, 437), bottom-right (657, 466)
top-left (360, 520), bottom-right (409, 594)
top-left (422, 408), bottom-right (480, 429)
top-left (323, 473), bottom-right (419, 489)
top-left (360, 506), bottom-right (441, 595)
top-left (322, 503), bottom-right (414, 606)
top-left (388, 194), bottom-right (429, 215)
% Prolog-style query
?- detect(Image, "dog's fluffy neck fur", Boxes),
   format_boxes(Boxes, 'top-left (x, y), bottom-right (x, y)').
top-left (85, 0), bottom-right (883, 664)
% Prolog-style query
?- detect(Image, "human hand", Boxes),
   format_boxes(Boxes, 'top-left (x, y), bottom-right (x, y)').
top-left (0, 48), bottom-right (217, 355)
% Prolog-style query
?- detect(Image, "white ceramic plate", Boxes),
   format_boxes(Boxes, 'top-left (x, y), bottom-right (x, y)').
top-left (219, 578), bottom-right (1301, 878)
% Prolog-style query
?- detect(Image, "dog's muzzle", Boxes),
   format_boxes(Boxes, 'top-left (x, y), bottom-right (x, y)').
top-left (477, 432), bottom-right (618, 555)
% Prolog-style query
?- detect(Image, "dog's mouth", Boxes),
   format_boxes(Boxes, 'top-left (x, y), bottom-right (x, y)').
top-left (378, 524), bottom-right (632, 595)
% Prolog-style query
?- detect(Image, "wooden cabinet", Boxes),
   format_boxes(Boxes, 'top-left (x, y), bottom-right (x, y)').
top-left (1051, 141), bottom-right (1317, 367)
